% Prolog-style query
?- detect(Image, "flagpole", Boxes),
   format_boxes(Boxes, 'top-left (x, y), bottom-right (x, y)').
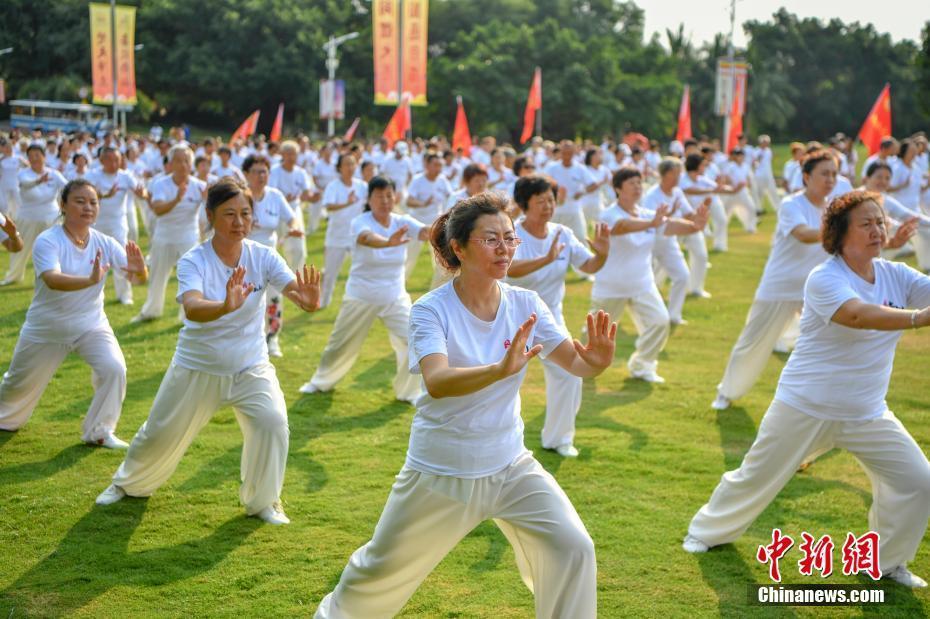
top-left (398, 0), bottom-right (411, 142)
top-left (110, 0), bottom-right (118, 129)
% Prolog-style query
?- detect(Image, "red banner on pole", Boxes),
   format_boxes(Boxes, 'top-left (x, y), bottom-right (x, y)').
top-left (373, 0), bottom-right (401, 105)
top-left (114, 5), bottom-right (137, 104)
top-left (89, 3), bottom-right (113, 104)
top-left (676, 85), bottom-right (692, 143)
top-left (452, 96), bottom-right (472, 157)
top-left (520, 68), bottom-right (542, 144)
top-left (270, 103), bottom-right (284, 142)
top-left (383, 98), bottom-right (411, 149)
top-left (230, 110), bottom-right (261, 144)
top-left (857, 84), bottom-right (892, 156)
top-left (401, 0), bottom-right (429, 106)
top-left (343, 117), bottom-right (361, 142)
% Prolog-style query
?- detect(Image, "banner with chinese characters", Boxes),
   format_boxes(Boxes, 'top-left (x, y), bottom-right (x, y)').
top-left (320, 80), bottom-right (346, 119)
top-left (372, 0), bottom-right (401, 105)
top-left (401, 0), bottom-right (428, 106)
top-left (89, 3), bottom-right (137, 105)
top-left (714, 59), bottom-right (748, 117)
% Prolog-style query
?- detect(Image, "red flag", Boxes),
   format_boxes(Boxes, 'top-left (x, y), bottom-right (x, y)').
top-left (452, 96), bottom-right (472, 157)
top-left (343, 117), bottom-right (361, 142)
top-left (857, 83), bottom-right (892, 155)
top-left (520, 67), bottom-right (542, 144)
top-left (676, 85), bottom-right (692, 142)
top-left (269, 103), bottom-right (284, 142)
top-left (726, 92), bottom-right (742, 154)
top-left (230, 109), bottom-right (260, 144)
top-left (383, 97), bottom-right (411, 149)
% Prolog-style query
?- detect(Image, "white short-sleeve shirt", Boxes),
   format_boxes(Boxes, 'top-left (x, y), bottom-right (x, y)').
top-left (775, 256), bottom-right (930, 421)
top-left (321, 177), bottom-right (368, 248)
top-left (592, 204), bottom-right (658, 298)
top-left (17, 167), bottom-right (67, 222)
top-left (754, 192), bottom-right (829, 301)
top-left (543, 161), bottom-right (591, 215)
top-left (506, 221), bottom-right (592, 322)
top-left (406, 281), bottom-right (569, 477)
top-left (344, 211), bottom-right (425, 304)
top-left (85, 169), bottom-right (136, 237)
top-left (248, 187), bottom-right (294, 248)
top-left (148, 175), bottom-right (206, 245)
top-left (173, 239), bottom-right (295, 375)
top-left (21, 226), bottom-right (126, 344)
top-left (406, 173), bottom-right (453, 225)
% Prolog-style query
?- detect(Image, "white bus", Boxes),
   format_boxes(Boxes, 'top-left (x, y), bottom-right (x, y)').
top-left (9, 99), bottom-right (111, 133)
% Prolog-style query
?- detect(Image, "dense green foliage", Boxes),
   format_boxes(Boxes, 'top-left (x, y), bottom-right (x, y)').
top-left (0, 2), bottom-right (927, 142)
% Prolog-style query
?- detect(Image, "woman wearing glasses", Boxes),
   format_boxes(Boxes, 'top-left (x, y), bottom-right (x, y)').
top-left (315, 192), bottom-right (617, 619)
top-left (299, 175), bottom-right (427, 403)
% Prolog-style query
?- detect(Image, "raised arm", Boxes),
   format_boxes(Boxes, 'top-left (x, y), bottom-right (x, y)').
top-left (544, 310), bottom-right (617, 378)
top-left (831, 299), bottom-right (930, 331)
top-left (181, 265), bottom-right (253, 322)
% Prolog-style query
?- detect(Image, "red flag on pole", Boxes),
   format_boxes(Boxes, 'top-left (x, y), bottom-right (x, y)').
top-left (452, 96), bottom-right (472, 157)
top-left (383, 97), bottom-right (411, 149)
top-left (269, 103), bottom-right (284, 142)
top-left (343, 117), bottom-right (361, 142)
top-left (676, 85), bottom-right (692, 142)
top-left (857, 83), bottom-right (892, 155)
top-left (725, 91), bottom-right (743, 154)
top-left (230, 109), bottom-right (260, 144)
top-left (520, 67), bottom-right (542, 144)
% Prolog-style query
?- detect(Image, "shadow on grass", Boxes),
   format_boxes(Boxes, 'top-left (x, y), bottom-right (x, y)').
top-left (0, 501), bottom-right (260, 617)
top-left (697, 546), bottom-right (797, 618)
top-left (0, 443), bottom-right (94, 485)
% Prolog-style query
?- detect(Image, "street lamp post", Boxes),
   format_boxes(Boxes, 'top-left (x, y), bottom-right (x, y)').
top-left (322, 32), bottom-right (358, 137)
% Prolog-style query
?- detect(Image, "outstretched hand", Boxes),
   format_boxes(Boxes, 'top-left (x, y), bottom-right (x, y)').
top-left (121, 241), bottom-right (146, 275)
top-left (496, 314), bottom-right (544, 378)
top-left (546, 229), bottom-right (565, 263)
top-left (651, 204), bottom-right (670, 228)
top-left (573, 310), bottom-right (617, 370)
top-left (222, 266), bottom-right (254, 315)
top-left (887, 217), bottom-right (919, 249)
top-left (293, 264), bottom-right (322, 312)
top-left (88, 249), bottom-right (110, 284)
top-left (387, 225), bottom-right (410, 246)
top-left (586, 222), bottom-right (610, 256)
top-left (692, 200), bottom-right (711, 230)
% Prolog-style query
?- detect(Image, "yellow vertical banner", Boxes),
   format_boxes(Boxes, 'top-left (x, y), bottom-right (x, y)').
top-left (402, 0), bottom-right (428, 106)
top-left (372, 0), bottom-right (400, 105)
top-left (114, 5), bottom-right (137, 105)
top-left (89, 3), bottom-right (113, 104)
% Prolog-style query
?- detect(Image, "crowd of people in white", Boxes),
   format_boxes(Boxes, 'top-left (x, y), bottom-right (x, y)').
top-left (1, 121), bottom-right (930, 613)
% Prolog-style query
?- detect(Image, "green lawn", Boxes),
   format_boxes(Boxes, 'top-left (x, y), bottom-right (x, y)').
top-left (2, 153), bottom-right (929, 617)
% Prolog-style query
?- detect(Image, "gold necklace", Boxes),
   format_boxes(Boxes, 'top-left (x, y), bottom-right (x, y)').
top-left (64, 225), bottom-right (89, 248)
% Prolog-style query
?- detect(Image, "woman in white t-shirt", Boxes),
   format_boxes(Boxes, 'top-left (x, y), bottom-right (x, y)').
top-left (889, 140), bottom-right (923, 211)
top-left (64, 153), bottom-right (89, 181)
top-left (97, 177), bottom-right (322, 525)
top-left (132, 145), bottom-right (207, 322)
top-left (299, 176), bottom-right (426, 402)
top-left (863, 161), bottom-right (930, 271)
top-left (646, 157), bottom-right (711, 324)
top-left (320, 154), bottom-right (367, 308)
top-left (593, 168), bottom-right (708, 383)
top-left (679, 153), bottom-right (732, 253)
top-left (711, 151), bottom-right (914, 410)
top-left (0, 180), bottom-right (147, 447)
top-left (686, 190), bottom-right (930, 589)
top-left (582, 148), bottom-right (611, 223)
top-left (0, 137), bottom-right (25, 218)
top-left (719, 149), bottom-right (758, 233)
top-left (1, 143), bottom-right (68, 285)
top-left (507, 175), bottom-right (608, 457)
top-left (314, 192), bottom-right (617, 619)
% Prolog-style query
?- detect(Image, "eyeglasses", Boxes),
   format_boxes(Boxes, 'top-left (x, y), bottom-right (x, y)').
top-left (469, 237), bottom-right (522, 249)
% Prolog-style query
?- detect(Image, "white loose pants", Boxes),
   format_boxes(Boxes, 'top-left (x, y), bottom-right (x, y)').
top-left (281, 207), bottom-right (307, 271)
top-left (681, 232), bottom-right (709, 294)
top-left (540, 357), bottom-right (583, 450)
top-left (321, 245), bottom-right (351, 308)
top-left (754, 173), bottom-right (780, 212)
top-left (551, 210), bottom-right (587, 250)
top-left (0, 326), bottom-right (126, 443)
top-left (717, 299), bottom-right (803, 401)
top-left (0, 187), bottom-right (20, 218)
top-left (95, 222), bottom-right (132, 304)
top-left (721, 189), bottom-right (758, 233)
top-left (308, 296), bottom-right (420, 401)
top-left (314, 451), bottom-right (596, 619)
top-left (404, 238), bottom-right (427, 280)
top-left (653, 235), bottom-right (689, 323)
top-left (688, 400), bottom-right (930, 572)
top-left (591, 286), bottom-right (670, 376)
top-left (139, 239), bottom-right (195, 319)
top-left (3, 217), bottom-right (56, 284)
top-left (112, 362), bottom-right (288, 515)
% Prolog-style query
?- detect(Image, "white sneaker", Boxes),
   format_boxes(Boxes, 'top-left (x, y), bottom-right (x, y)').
top-left (682, 534), bottom-right (710, 553)
top-left (631, 371), bottom-right (665, 384)
top-left (267, 336), bottom-right (283, 358)
top-left (118, 297), bottom-right (134, 306)
top-left (94, 433), bottom-right (129, 449)
top-left (254, 503), bottom-right (290, 525)
top-left (555, 444), bottom-right (579, 458)
top-left (689, 290), bottom-right (712, 299)
top-left (711, 393), bottom-right (731, 411)
top-left (298, 382), bottom-right (322, 394)
top-left (96, 484), bottom-right (126, 505)
top-left (129, 313), bottom-right (156, 324)
top-left (885, 565), bottom-right (928, 588)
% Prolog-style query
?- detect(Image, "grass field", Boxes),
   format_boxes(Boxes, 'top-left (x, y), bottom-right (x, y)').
top-left (3, 150), bottom-right (930, 618)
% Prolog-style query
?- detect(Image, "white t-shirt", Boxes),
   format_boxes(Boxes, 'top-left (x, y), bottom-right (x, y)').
top-left (174, 239), bottom-right (295, 375)
top-left (776, 256), bottom-right (930, 421)
top-left (311, 158), bottom-right (337, 191)
top-left (212, 163), bottom-right (244, 181)
top-left (148, 175), bottom-right (206, 245)
top-left (678, 173), bottom-right (723, 212)
top-left (269, 164), bottom-right (314, 211)
top-left (643, 184), bottom-right (693, 219)
top-left (0, 155), bottom-right (23, 190)
top-left (583, 165), bottom-right (611, 212)
top-left (783, 160), bottom-right (800, 189)
top-left (321, 177), bottom-right (368, 248)
top-left (406, 173), bottom-right (453, 224)
top-left (249, 187), bottom-right (293, 248)
top-left (506, 221), bottom-right (592, 322)
top-left (827, 175), bottom-right (854, 202)
top-left (445, 187), bottom-right (469, 215)
top-left (890, 159), bottom-right (923, 209)
top-left (17, 168), bottom-right (67, 222)
top-left (592, 204), bottom-right (659, 298)
top-left (380, 156), bottom-right (413, 193)
top-left (755, 147), bottom-right (774, 178)
top-left (85, 169), bottom-right (136, 237)
top-left (544, 161), bottom-right (592, 215)
top-left (22, 226), bottom-right (126, 344)
top-left (754, 193), bottom-right (828, 302)
top-left (344, 211), bottom-right (425, 303)
top-left (406, 281), bottom-right (569, 477)
top-left (487, 166), bottom-right (515, 191)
